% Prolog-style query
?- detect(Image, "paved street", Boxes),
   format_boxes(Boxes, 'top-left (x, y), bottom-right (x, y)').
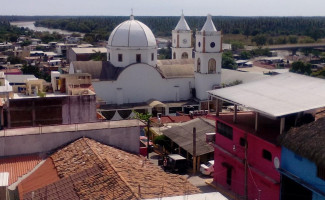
top-left (148, 152), bottom-right (217, 193)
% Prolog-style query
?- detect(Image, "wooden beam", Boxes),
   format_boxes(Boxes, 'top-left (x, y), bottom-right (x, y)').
top-left (233, 105), bottom-right (237, 123)
top-left (280, 117), bottom-right (285, 134)
top-left (216, 99), bottom-right (219, 117)
top-left (255, 112), bottom-right (259, 132)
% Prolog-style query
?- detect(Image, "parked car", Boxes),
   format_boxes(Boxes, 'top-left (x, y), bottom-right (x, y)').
top-left (140, 136), bottom-right (154, 153)
top-left (200, 160), bottom-right (214, 176)
top-left (159, 154), bottom-right (187, 174)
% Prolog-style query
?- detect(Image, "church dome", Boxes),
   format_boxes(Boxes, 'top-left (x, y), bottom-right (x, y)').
top-left (108, 15), bottom-right (157, 48)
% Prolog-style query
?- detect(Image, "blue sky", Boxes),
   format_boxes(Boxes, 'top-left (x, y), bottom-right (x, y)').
top-left (1, 0), bottom-right (324, 16)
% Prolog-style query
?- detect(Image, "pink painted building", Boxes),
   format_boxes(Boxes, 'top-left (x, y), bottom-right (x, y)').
top-left (207, 73), bottom-right (325, 200)
top-left (211, 112), bottom-right (281, 200)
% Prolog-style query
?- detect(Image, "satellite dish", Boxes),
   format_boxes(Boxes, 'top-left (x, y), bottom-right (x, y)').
top-left (274, 157), bottom-right (280, 169)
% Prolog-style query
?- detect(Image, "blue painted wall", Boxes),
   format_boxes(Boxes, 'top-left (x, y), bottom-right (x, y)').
top-left (281, 147), bottom-right (325, 199)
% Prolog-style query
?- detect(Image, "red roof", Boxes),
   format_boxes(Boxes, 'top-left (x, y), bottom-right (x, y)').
top-left (0, 154), bottom-right (42, 185)
top-left (18, 158), bottom-right (61, 200)
top-left (0, 68), bottom-right (22, 75)
top-left (19, 138), bottom-right (200, 199)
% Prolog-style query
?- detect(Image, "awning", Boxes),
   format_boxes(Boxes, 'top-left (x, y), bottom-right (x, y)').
top-left (147, 99), bottom-right (166, 108)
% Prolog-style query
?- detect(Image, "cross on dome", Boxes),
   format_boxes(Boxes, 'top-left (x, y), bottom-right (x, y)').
top-left (130, 9), bottom-right (134, 20)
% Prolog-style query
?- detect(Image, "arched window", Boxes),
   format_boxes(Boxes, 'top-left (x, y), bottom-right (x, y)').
top-left (173, 52), bottom-right (176, 59)
top-left (208, 58), bottom-right (216, 74)
top-left (197, 58), bottom-right (201, 72)
top-left (181, 52), bottom-right (188, 59)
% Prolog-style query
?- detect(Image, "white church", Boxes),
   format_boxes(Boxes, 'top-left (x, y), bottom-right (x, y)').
top-left (69, 13), bottom-right (223, 119)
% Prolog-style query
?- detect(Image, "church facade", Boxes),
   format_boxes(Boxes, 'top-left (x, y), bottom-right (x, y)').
top-left (69, 14), bottom-right (222, 118)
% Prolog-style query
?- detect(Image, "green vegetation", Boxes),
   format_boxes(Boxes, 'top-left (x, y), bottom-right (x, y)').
top-left (222, 51), bottom-right (237, 70)
top-left (21, 64), bottom-right (51, 82)
top-left (32, 16), bottom-right (325, 44)
top-left (221, 80), bottom-right (243, 88)
top-left (7, 56), bottom-right (25, 65)
top-left (290, 61), bottom-right (312, 75)
top-left (90, 51), bottom-right (107, 61)
top-left (252, 34), bottom-right (267, 46)
top-left (153, 135), bottom-right (171, 150)
top-left (0, 21), bottom-right (33, 43)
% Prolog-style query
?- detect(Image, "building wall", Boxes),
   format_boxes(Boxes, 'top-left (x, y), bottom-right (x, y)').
top-left (171, 48), bottom-right (193, 59)
top-left (214, 147), bottom-right (279, 200)
top-left (107, 47), bottom-right (157, 68)
top-left (0, 125), bottom-right (140, 156)
top-left (8, 95), bottom-right (97, 128)
top-left (62, 95), bottom-right (97, 124)
top-left (281, 147), bottom-right (325, 196)
top-left (213, 118), bottom-right (281, 200)
top-left (92, 63), bottom-right (194, 104)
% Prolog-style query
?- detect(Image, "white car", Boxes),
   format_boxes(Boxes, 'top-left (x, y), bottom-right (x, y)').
top-left (200, 160), bottom-right (214, 176)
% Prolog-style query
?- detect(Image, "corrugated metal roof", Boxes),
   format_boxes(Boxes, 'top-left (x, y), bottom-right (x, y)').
top-left (162, 118), bottom-right (215, 156)
top-left (208, 72), bottom-right (325, 118)
top-left (0, 172), bottom-right (9, 186)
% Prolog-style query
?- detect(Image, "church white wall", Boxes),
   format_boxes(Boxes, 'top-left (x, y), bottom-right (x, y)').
top-left (195, 53), bottom-right (222, 74)
top-left (205, 33), bottom-right (222, 52)
top-left (92, 63), bottom-right (194, 104)
top-left (194, 73), bottom-right (221, 100)
top-left (172, 48), bottom-right (193, 59)
top-left (172, 30), bottom-right (192, 48)
top-left (108, 47), bottom-right (157, 67)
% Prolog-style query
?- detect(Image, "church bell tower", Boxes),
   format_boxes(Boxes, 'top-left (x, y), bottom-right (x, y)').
top-left (194, 14), bottom-right (222, 100)
top-left (171, 13), bottom-right (193, 59)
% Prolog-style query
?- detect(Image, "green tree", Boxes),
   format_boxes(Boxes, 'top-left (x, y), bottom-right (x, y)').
top-left (222, 51), bottom-right (237, 70)
top-left (231, 41), bottom-right (244, 51)
top-left (252, 34), bottom-right (267, 46)
top-left (289, 36), bottom-right (298, 44)
top-left (21, 64), bottom-right (41, 77)
top-left (240, 51), bottom-right (251, 59)
top-left (90, 51), bottom-right (107, 61)
top-left (290, 61), bottom-right (312, 75)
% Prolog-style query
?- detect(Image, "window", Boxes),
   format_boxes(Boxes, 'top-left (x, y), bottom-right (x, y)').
top-left (217, 121), bottom-right (233, 140)
top-left (210, 42), bottom-right (216, 48)
top-left (239, 137), bottom-right (247, 147)
top-left (262, 149), bottom-right (272, 161)
top-left (151, 53), bottom-right (154, 61)
top-left (136, 54), bottom-right (141, 63)
top-left (181, 52), bottom-right (188, 59)
top-left (173, 52), bottom-right (176, 59)
top-left (198, 42), bottom-right (201, 47)
top-left (118, 54), bottom-right (123, 62)
top-left (208, 58), bottom-right (216, 74)
top-left (197, 58), bottom-right (201, 72)
top-left (317, 166), bottom-right (325, 180)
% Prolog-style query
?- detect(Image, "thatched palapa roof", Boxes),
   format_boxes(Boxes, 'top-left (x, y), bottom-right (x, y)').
top-left (279, 117), bottom-right (325, 167)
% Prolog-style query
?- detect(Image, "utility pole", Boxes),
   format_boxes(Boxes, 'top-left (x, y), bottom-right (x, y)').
top-left (192, 127), bottom-right (197, 174)
top-left (244, 132), bottom-right (248, 200)
top-left (147, 119), bottom-right (150, 159)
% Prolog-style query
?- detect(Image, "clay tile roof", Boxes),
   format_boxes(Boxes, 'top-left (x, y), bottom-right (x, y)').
top-left (20, 138), bottom-right (200, 199)
top-left (0, 154), bottom-right (42, 185)
top-left (18, 158), bottom-right (60, 199)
